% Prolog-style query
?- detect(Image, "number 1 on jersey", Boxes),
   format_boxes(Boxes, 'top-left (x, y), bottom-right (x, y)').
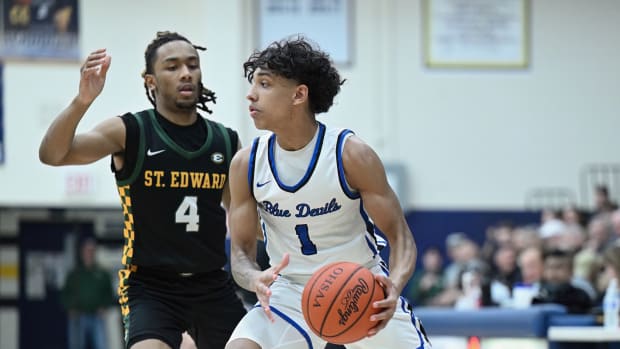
top-left (176, 196), bottom-right (199, 232)
top-left (295, 224), bottom-right (317, 255)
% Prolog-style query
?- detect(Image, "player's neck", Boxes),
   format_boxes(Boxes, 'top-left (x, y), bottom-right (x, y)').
top-left (156, 106), bottom-right (198, 126)
top-left (275, 118), bottom-right (318, 151)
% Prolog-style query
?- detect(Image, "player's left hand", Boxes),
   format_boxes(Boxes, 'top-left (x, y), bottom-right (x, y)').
top-left (254, 253), bottom-right (289, 322)
top-left (367, 274), bottom-right (398, 337)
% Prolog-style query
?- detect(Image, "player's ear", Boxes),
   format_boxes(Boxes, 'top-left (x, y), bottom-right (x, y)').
top-left (144, 74), bottom-right (156, 92)
top-left (292, 84), bottom-right (308, 106)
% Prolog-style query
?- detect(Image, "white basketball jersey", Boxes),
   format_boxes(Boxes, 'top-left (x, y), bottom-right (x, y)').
top-left (249, 122), bottom-right (385, 283)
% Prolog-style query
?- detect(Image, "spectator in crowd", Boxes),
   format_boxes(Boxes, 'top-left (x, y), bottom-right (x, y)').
top-left (610, 209), bottom-right (620, 243)
top-left (489, 246), bottom-right (521, 306)
top-left (442, 233), bottom-right (474, 289)
top-left (511, 225), bottom-right (542, 253)
top-left (480, 221), bottom-right (513, 266)
top-left (454, 263), bottom-right (487, 309)
top-left (431, 234), bottom-right (487, 307)
top-left (405, 246), bottom-right (444, 306)
top-left (518, 246), bottom-right (545, 287)
top-left (492, 245), bottom-right (522, 289)
top-left (593, 185), bottom-right (618, 217)
top-left (560, 224), bottom-right (587, 253)
top-left (61, 237), bottom-right (116, 349)
top-left (595, 243), bottom-right (620, 302)
top-left (538, 218), bottom-right (567, 250)
top-left (562, 204), bottom-right (587, 229)
top-left (531, 249), bottom-right (592, 314)
top-left (509, 246), bottom-right (546, 307)
top-left (541, 208), bottom-right (561, 223)
top-left (573, 215), bottom-right (612, 283)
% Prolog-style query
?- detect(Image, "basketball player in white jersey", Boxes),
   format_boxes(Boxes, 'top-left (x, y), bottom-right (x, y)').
top-left (225, 37), bottom-right (430, 349)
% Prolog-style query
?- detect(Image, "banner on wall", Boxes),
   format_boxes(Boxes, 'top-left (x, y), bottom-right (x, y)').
top-left (258, 0), bottom-right (352, 65)
top-left (0, 0), bottom-right (79, 61)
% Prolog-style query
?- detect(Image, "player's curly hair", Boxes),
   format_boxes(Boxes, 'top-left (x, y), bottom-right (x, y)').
top-left (243, 36), bottom-right (345, 114)
top-left (142, 31), bottom-right (216, 114)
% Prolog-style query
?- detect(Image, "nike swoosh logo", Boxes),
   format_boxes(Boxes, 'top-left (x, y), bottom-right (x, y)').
top-left (257, 180), bottom-right (271, 188)
top-left (146, 149), bottom-right (166, 156)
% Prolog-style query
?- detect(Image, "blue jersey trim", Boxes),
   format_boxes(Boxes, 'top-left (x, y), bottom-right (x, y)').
top-left (336, 129), bottom-right (360, 199)
top-left (399, 297), bottom-right (427, 349)
top-left (248, 137), bottom-right (260, 199)
top-left (268, 123), bottom-right (325, 193)
top-left (270, 306), bottom-right (314, 349)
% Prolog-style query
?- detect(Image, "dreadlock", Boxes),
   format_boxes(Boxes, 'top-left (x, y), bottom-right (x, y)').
top-left (142, 31), bottom-right (217, 114)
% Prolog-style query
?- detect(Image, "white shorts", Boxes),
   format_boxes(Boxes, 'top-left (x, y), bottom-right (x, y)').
top-left (227, 277), bottom-right (430, 349)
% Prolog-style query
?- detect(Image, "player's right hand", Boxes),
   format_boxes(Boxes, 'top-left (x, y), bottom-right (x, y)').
top-left (78, 48), bottom-right (111, 105)
top-left (254, 253), bottom-right (289, 322)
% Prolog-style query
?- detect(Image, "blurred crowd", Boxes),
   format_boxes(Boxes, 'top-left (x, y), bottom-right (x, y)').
top-left (404, 185), bottom-right (620, 314)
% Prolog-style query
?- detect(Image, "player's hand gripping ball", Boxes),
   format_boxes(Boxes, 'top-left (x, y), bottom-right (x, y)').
top-left (301, 261), bottom-right (386, 344)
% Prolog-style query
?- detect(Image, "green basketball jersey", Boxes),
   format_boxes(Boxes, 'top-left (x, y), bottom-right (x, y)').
top-left (115, 109), bottom-right (236, 273)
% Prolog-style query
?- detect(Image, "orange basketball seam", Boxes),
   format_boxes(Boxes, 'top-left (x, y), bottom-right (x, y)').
top-left (322, 268), bottom-right (378, 343)
top-left (303, 262), bottom-right (333, 332)
top-left (302, 261), bottom-right (384, 345)
top-left (319, 262), bottom-right (365, 336)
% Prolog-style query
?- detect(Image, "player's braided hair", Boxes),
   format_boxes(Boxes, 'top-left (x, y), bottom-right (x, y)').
top-left (243, 36), bottom-right (345, 114)
top-left (142, 31), bottom-right (216, 114)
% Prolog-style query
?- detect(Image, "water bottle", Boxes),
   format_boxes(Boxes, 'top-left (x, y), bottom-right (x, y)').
top-left (603, 278), bottom-right (619, 329)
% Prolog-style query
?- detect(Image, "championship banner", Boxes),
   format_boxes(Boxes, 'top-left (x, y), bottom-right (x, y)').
top-left (0, 0), bottom-right (79, 61)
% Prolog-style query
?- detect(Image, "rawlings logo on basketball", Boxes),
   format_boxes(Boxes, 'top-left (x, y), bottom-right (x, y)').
top-left (337, 278), bottom-right (370, 325)
top-left (312, 267), bottom-right (344, 307)
top-left (302, 261), bottom-right (384, 345)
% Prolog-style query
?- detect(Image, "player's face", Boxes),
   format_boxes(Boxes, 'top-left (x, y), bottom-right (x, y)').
top-left (149, 40), bottom-right (201, 111)
top-left (246, 68), bottom-right (299, 130)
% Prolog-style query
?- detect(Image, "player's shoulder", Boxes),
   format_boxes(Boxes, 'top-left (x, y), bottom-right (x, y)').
top-left (231, 144), bottom-right (252, 167)
top-left (229, 145), bottom-right (253, 183)
top-left (322, 124), bottom-right (359, 150)
top-left (125, 108), bottom-right (153, 120)
top-left (341, 133), bottom-right (377, 166)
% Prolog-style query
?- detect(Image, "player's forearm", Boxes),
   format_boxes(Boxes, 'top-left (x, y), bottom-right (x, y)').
top-left (39, 96), bottom-right (92, 165)
top-left (230, 244), bottom-right (262, 292)
top-left (388, 231), bottom-right (417, 294)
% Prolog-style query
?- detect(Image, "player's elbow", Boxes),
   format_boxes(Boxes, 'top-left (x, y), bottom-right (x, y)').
top-left (39, 148), bottom-right (63, 166)
top-left (39, 148), bottom-right (56, 166)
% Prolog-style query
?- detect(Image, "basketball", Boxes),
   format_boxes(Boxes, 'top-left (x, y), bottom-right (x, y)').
top-left (301, 261), bottom-right (386, 344)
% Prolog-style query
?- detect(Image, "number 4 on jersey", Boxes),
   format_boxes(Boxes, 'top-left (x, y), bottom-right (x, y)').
top-left (176, 196), bottom-right (199, 232)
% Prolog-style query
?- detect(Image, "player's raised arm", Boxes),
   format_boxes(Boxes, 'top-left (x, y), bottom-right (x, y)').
top-left (39, 48), bottom-right (123, 166)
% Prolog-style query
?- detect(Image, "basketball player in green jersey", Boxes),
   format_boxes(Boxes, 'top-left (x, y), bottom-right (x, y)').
top-left (39, 31), bottom-right (246, 349)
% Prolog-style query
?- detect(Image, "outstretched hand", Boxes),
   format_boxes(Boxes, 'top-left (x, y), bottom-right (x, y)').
top-left (78, 48), bottom-right (112, 105)
top-left (254, 253), bottom-right (289, 322)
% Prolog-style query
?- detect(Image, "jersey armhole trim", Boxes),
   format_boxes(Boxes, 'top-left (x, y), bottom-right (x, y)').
top-left (213, 121), bottom-right (232, 169)
top-left (336, 129), bottom-right (360, 199)
top-left (248, 137), bottom-right (260, 199)
top-left (117, 112), bottom-right (146, 186)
